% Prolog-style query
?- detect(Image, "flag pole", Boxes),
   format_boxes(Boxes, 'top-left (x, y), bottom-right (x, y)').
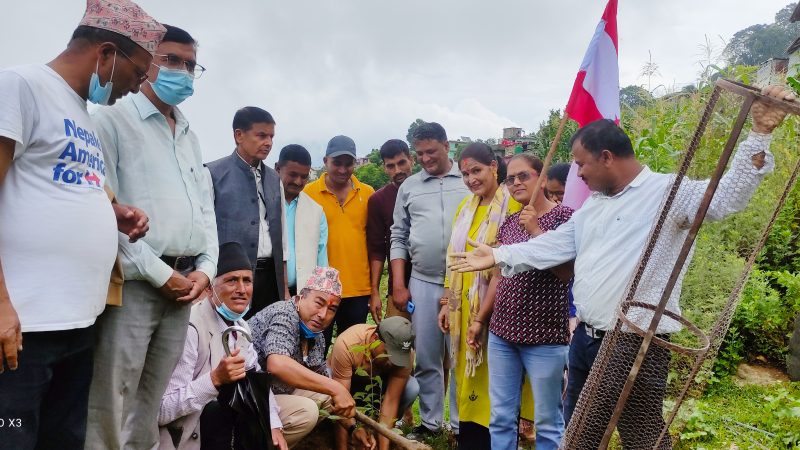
top-left (528, 110), bottom-right (570, 206)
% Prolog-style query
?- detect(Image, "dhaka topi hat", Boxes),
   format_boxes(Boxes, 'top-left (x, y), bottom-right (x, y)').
top-left (302, 266), bottom-right (342, 298)
top-left (79, 0), bottom-right (167, 56)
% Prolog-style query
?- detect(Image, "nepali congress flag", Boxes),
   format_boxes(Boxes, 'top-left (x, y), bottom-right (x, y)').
top-left (562, 0), bottom-right (620, 210)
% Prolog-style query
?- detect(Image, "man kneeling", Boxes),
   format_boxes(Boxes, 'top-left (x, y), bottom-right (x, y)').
top-left (158, 242), bottom-right (311, 449)
top-left (249, 267), bottom-right (374, 449)
top-left (330, 317), bottom-right (419, 450)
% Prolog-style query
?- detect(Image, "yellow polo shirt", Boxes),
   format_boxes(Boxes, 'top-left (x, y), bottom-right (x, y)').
top-left (304, 174), bottom-right (374, 297)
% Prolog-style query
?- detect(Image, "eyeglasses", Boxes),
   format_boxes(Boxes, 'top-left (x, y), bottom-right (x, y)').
top-left (504, 171), bottom-right (539, 186)
top-left (153, 53), bottom-right (206, 78)
top-left (116, 48), bottom-right (150, 84)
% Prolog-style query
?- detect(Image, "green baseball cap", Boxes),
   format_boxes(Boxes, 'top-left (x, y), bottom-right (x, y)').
top-left (378, 316), bottom-right (415, 367)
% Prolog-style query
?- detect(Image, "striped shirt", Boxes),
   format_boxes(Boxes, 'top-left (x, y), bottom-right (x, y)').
top-left (158, 311), bottom-right (281, 428)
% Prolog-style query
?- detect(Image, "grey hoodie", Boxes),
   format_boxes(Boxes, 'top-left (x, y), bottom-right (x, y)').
top-left (390, 161), bottom-right (469, 284)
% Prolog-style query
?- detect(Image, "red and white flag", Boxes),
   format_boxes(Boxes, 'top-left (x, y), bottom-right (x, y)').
top-left (562, 0), bottom-right (620, 210)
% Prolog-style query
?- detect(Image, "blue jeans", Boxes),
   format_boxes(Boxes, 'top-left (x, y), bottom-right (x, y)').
top-left (488, 332), bottom-right (568, 450)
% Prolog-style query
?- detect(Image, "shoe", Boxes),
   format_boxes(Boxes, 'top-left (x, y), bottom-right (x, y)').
top-left (406, 425), bottom-right (436, 442)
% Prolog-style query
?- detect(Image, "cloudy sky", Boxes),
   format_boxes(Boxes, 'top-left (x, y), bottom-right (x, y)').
top-left (1, 0), bottom-right (793, 165)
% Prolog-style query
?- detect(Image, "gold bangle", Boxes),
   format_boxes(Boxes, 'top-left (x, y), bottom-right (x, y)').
top-left (439, 297), bottom-right (449, 306)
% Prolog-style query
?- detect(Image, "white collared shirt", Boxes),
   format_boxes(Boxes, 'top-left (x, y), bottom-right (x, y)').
top-left (494, 132), bottom-right (773, 333)
top-left (94, 91), bottom-right (218, 286)
top-left (158, 307), bottom-right (282, 428)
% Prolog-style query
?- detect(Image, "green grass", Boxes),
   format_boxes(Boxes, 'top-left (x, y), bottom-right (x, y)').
top-left (674, 380), bottom-right (800, 449)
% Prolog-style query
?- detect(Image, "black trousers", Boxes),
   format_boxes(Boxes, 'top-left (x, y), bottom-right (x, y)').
top-left (564, 324), bottom-right (672, 450)
top-left (323, 295), bottom-right (370, 353)
top-left (457, 421), bottom-right (490, 450)
top-left (199, 400), bottom-right (237, 450)
top-left (245, 257), bottom-right (280, 320)
top-left (0, 327), bottom-right (95, 450)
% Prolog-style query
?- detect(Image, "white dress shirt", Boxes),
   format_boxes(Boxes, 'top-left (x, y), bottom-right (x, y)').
top-left (158, 310), bottom-right (281, 428)
top-left (93, 92), bottom-right (218, 287)
top-left (494, 132), bottom-right (773, 333)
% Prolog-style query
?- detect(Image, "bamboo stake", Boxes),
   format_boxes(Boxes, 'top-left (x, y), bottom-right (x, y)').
top-left (354, 411), bottom-right (433, 450)
top-left (528, 110), bottom-right (570, 206)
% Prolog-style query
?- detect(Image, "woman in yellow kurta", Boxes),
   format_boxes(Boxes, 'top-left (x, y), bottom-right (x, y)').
top-left (439, 142), bottom-right (532, 449)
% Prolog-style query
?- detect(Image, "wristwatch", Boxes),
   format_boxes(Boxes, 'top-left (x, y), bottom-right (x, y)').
top-left (347, 423), bottom-right (357, 436)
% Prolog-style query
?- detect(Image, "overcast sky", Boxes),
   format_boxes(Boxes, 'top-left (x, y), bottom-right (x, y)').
top-left (1, 0), bottom-right (793, 165)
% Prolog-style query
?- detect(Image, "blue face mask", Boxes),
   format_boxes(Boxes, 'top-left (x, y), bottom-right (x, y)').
top-left (299, 321), bottom-right (322, 339)
top-left (88, 54), bottom-right (116, 105)
top-left (211, 288), bottom-right (250, 322)
top-left (149, 66), bottom-right (194, 105)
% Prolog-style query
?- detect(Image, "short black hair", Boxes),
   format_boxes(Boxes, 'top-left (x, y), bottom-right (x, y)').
top-left (458, 142), bottom-right (507, 184)
top-left (232, 107), bottom-right (275, 132)
top-left (568, 119), bottom-right (634, 158)
top-left (547, 162), bottom-right (570, 184)
top-left (412, 122), bottom-right (448, 144)
top-left (379, 139), bottom-right (410, 161)
top-left (278, 144), bottom-right (312, 168)
top-left (161, 24), bottom-right (196, 46)
top-left (70, 25), bottom-right (139, 55)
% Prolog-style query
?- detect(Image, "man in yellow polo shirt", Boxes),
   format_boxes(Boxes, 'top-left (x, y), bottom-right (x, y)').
top-left (304, 135), bottom-right (374, 350)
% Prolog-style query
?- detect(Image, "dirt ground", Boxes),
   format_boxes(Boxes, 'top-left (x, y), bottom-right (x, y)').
top-left (733, 360), bottom-right (790, 386)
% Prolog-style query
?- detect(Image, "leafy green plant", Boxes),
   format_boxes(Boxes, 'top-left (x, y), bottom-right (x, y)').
top-left (787, 64), bottom-right (800, 96)
top-left (679, 403), bottom-right (717, 442)
top-left (729, 269), bottom-right (800, 364)
top-left (348, 340), bottom-right (389, 421)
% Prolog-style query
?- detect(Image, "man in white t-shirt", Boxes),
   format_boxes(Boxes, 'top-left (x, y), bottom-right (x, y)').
top-left (0, 1), bottom-right (164, 449)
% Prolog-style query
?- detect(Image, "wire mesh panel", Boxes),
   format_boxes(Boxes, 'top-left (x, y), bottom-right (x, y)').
top-left (561, 80), bottom-right (800, 449)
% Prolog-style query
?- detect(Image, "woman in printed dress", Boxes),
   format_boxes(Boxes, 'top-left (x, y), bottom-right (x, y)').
top-left (466, 153), bottom-right (574, 450)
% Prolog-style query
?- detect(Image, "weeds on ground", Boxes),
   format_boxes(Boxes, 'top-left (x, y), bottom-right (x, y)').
top-left (676, 380), bottom-right (800, 449)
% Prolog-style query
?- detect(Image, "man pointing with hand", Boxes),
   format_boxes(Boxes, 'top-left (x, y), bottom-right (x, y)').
top-left (449, 86), bottom-right (795, 449)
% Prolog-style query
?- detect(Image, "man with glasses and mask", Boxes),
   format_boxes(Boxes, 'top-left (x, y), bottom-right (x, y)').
top-left (85, 24), bottom-right (219, 450)
top-left (0, 1), bottom-right (161, 448)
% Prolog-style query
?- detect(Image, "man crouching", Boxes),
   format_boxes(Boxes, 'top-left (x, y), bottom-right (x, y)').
top-left (157, 242), bottom-right (306, 449)
top-left (249, 266), bottom-right (375, 449)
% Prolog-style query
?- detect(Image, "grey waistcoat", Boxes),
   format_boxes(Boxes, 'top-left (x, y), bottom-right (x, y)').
top-left (206, 151), bottom-right (285, 296)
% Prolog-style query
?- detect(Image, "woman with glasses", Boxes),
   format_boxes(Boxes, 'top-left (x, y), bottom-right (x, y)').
top-left (466, 153), bottom-right (574, 450)
top-left (439, 143), bottom-right (534, 449)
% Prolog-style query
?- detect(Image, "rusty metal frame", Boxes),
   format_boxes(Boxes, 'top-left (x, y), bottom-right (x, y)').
top-left (656, 135), bottom-right (800, 448)
top-left (592, 79), bottom-right (800, 449)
